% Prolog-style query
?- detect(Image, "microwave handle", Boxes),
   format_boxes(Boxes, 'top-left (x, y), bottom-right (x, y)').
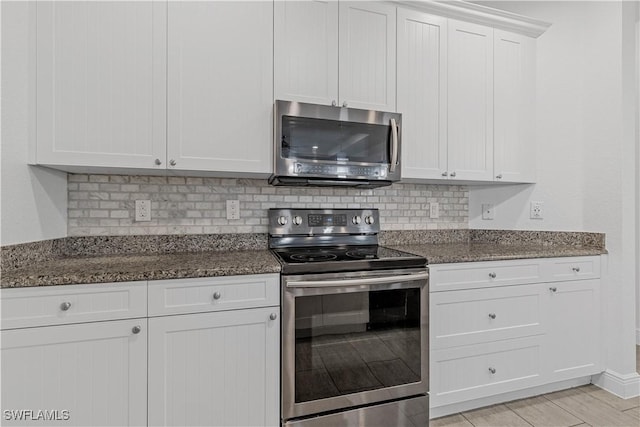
top-left (389, 118), bottom-right (398, 173)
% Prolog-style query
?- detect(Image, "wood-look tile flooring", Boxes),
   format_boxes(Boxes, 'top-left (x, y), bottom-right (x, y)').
top-left (430, 346), bottom-right (640, 427)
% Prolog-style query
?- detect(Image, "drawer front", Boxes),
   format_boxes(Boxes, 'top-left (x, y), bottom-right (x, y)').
top-left (148, 273), bottom-right (280, 316)
top-left (431, 285), bottom-right (544, 349)
top-left (0, 282), bottom-right (147, 330)
top-left (544, 256), bottom-right (600, 281)
top-left (431, 337), bottom-right (542, 407)
top-left (430, 261), bottom-right (542, 292)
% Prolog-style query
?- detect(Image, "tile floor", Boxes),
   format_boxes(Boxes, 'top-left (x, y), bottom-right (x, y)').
top-left (429, 346), bottom-right (640, 427)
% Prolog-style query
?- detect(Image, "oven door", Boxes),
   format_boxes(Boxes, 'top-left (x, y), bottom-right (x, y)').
top-left (281, 268), bottom-right (428, 422)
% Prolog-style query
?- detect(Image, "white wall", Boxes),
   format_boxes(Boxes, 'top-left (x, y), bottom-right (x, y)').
top-left (471, 1), bottom-right (639, 386)
top-left (1, 2), bottom-right (67, 246)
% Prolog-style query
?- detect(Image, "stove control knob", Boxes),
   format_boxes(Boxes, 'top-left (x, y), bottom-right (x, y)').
top-left (277, 216), bottom-right (289, 226)
top-left (292, 216), bottom-right (303, 226)
top-left (365, 216), bottom-right (375, 225)
top-left (352, 215), bottom-right (362, 225)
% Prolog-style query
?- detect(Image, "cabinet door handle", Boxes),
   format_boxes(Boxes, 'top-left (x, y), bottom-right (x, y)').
top-left (496, 174), bottom-right (503, 179)
top-left (155, 158), bottom-right (162, 166)
top-left (450, 171), bottom-right (457, 178)
top-left (488, 272), bottom-right (497, 279)
top-left (342, 101), bottom-right (348, 108)
top-left (132, 325), bottom-right (141, 334)
top-left (60, 302), bottom-right (72, 311)
top-left (269, 313), bottom-right (278, 321)
top-left (488, 313), bottom-right (496, 319)
top-left (213, 292), bottom-right (222, 300)
top-left (572, 267), bottom-right (581, 272)
top-left (442, 171), bottom-right (448, 177)
top-left (488, 367), bottom-right (496, 374)
top-left (331, 100), bottom-right (337, 107)
top-left (549, 286), bottom-right (557, 292)
top-left (169, 159), bottom-right (176, 166)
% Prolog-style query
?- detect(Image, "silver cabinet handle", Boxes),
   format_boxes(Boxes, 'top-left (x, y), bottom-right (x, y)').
top-left (342, 101), bottom-right (348, 107)
top-left (331, 100), bottom-right (337, 107)
top-left (572, 267), bottom-right (581, 272)
top-left (442, 171), bottom-right (448, 177)
top-left (488, 367), bottom-right (496, 374)
top-left (169, 159), bottom-right (176, 166)
top-left (269, 313), bottom-right (278, 321)
top-left (155, 158), bottom-right (162, 166)
top-left (496, 174), bottom-right (503, 179)
top-left (60, 302), bottom-right (72, 311)
top-left (549, 286), bottom-right (557, 292)
top-left (450, 171), bottom-right (457, 177)
top-left (389, 118), bottom-right (398, 173)
top-left (489, 272), bottom-right (497, 279)
top-left (132, 325), bottom-right (141, 334)
top-left (213, 292), bottom-right (222, 300)
top-left (488, 313), bottom-right (496, 319)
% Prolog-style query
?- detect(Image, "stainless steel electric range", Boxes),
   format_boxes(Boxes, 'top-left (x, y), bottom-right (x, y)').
top-left (269, 208), bottom-right (429, 427)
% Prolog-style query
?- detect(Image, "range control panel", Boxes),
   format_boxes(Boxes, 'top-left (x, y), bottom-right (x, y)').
top-left (268, 208), bottom-right (380, 236)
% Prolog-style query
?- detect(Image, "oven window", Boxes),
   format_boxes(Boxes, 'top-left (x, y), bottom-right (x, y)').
top-left (294, 288), bottom-right (421, 403)
top-left (281, 116), bottom-right (390, 164)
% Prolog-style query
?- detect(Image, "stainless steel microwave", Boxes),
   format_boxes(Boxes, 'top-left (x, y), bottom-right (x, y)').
top-left (269, 100), bottom-right (401, 188)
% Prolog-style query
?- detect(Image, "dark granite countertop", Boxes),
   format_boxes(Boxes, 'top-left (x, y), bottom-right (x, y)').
top-left (389, 243), bottom-right (607, 264)
top-left (1, 250), bottom-right (281, 288)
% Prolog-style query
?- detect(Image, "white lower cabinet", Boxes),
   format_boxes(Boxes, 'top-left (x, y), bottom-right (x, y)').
top-left (429, 256), bottom-right (602, 414)
top-left (147, 307), bottom-right (280, 427)
top-left (1, 319), bottom-right (147, 427)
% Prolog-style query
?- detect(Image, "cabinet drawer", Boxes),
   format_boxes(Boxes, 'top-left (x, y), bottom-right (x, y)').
top-left (431, 337), bottom-right (542, 407)
top-left (148, 273), bottom-right (280, 316)
top-left (0, 282), bottom-right (147, 330)
top-left (429, 261), bottom-right (542, 292)
top-left (544, 256), bottom-right (600, 281)
top-left (431, 285), bottom-right (543, 349)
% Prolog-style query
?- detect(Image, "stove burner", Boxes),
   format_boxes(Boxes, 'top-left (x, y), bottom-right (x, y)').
top-left (345, 249), bottom-right (377, 260)
top-left (290, 252), bottom-right (338, 262)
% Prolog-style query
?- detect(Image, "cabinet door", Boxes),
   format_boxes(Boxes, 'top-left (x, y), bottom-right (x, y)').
top-left (274, 0), bottom-right (339, 106)
top-left (36, 1), bottom-right (166, 170)
top-left (167, 2), bottom-right (273, 175)
top-left (397, 9), bottom-right (447, 180)
top-left (447, 20), bottom-right (493, 181)
top-left (148, 307), bottom-right (279, 427)
top-left (339, 2), bottom-right (396, 112)
top-left (545, 279), bottom-right (601, 381)
top-left (494, 30), bottom-right (536, 183)
top-left (1, 319), bottom-right (147, 426)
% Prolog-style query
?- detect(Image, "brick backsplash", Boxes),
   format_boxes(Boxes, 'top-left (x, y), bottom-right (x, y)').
top-left (67, 174), bottom-right (469, 236)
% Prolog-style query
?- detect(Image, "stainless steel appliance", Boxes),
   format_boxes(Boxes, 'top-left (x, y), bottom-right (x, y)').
top-left (269, 209), bottom-right (429, 427)
top-left (269, 100), bottom-right (402, 188)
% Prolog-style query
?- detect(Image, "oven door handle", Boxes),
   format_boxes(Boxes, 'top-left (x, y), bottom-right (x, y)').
top-left (389, 118), bottom-right (398, 173)
top-left (286, 271), bottom-right (428, 288)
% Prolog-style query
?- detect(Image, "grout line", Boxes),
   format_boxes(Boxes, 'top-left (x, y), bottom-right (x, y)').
top-left (459, 411), bottom-right (476, 426)
top-left (508, 406), bottom-right (535, 427)
top-left (541, 393), bottom-right (590, 425)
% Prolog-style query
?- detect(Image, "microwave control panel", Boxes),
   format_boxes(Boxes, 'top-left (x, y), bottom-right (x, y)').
top-left (294, 162), bottom-right (388, 179)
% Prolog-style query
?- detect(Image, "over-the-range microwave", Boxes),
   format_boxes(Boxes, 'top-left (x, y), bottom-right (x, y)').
top-left (269, 100), bottom-right (402, 188)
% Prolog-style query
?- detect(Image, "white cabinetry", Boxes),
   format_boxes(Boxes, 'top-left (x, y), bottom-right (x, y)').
top-left (494, 30), bottom-right (536, 183)
top-left (446, 20), bottom-right (494, 181)
top-left (275, 1), bottom-right (396, 112)
top-left (147, 274), bottom-right (280, 427)
top-left (0, 283), bottom-right (147, 426)
top-left (429, 257), bottom-right (602, 416)
top-left (167, 2), bottom-right (273, 175)
top-left (397, 9), bottom-right (448, 180)
top-left (34, 1), bottom-right (167, 170)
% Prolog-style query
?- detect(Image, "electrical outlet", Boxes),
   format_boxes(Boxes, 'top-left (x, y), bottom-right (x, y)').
top-left (135, 200), bottom-right (151, 222)
top-left (530, 201), bottom-right (544, 219)
top-left (429, 202), bottom-right (439, 219)
top-left (482, 204), bottom-right (495, 220)
top-left (226, 200), bottom-right (240, 220)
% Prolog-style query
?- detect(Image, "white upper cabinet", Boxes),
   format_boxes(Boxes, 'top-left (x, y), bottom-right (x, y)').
top-left (275, 1), bottom-right (396, 112)
top-left (35, 1), bottom-right (167, 170)
top-left (447, 20), bottom-right (494, 182)
top-left (339, 2), bottom-right (396, 111)
top-left (167, 1), bottom-right (273, 175)
top-left (397, 9), bottom-right (448, 180)
top-left (274, 0), bottom-right (339, 106)
top-left (494, 30), bottom-right (536, 183)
